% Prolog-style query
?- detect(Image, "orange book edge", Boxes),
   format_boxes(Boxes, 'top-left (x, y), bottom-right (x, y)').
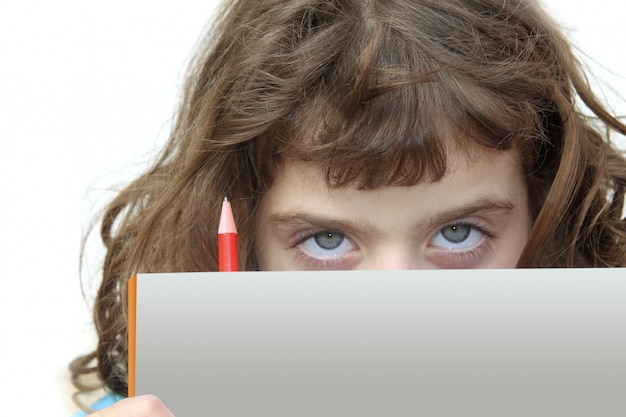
top-left (127, 275), bottom-right (137, 397)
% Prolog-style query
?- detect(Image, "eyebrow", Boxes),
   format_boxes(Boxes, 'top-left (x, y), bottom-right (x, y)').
top-left (266, 195), bottom-right (517, 236)
top-left (268, 211), bottom-right (373, 238)
top-left (419, 195), bottom-right (516, 230)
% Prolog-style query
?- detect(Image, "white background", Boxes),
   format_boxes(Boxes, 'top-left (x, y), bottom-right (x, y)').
top-left (0, 1), bottom-right (624, 415)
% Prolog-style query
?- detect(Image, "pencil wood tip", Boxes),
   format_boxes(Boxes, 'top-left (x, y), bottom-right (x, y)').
top-left (219, 197), bottom-right (237, 234)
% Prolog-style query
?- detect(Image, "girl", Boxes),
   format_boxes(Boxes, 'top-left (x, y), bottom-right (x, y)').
top-left (71, 0), bottom-right (626, 415)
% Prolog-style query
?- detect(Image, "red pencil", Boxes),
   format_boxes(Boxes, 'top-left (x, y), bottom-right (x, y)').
top-left (218, 197), bottom-right (239, 271)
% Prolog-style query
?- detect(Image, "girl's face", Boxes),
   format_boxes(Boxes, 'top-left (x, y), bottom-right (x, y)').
top-left (255, 146), bottom-right (531, 270)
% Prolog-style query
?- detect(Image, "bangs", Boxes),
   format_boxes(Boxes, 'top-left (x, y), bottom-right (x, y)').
top-left (264, 66), bottom-right (528, 192)
top-left (251, 1), bottom-right (546, 191)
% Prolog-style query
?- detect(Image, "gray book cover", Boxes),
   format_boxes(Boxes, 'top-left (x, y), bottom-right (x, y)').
top-left (129, 269), bottom-right (626, 417)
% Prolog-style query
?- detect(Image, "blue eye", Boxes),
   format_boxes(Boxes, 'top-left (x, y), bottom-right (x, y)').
top-left (313, 232), bottom-right (344, 249)
top-left (442, 225), bottom-right (471, 243)
top-left (300, 231), bottom-right (355, 258)
top-left (431, 224), bottom-right (484, 250)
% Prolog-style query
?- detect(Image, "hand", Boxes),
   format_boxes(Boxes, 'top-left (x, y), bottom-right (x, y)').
top-left (88, 395), bottom-right (175, 417)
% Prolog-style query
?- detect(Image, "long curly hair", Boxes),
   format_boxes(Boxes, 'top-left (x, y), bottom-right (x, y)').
top-left (71, 0), bottom-right (626, 406)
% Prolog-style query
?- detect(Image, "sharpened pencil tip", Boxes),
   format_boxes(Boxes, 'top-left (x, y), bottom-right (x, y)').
top-left (219, 197), bottom-right (237, 234)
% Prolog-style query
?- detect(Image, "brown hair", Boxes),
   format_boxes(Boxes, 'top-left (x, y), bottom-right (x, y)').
top-left (71, 0), bottom-right (626, 404)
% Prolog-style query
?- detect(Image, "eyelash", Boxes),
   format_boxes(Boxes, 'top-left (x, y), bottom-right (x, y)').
top-left (288, 229), bottom-right (357, 269)
top-left (292, 250), bottom-right (346, 269)
top-left (436, 220), bottom-right (495, 244)
top-left (288, 220), bottom-right (497, 269)
top-left (428, 220), bottom-right (496, 266)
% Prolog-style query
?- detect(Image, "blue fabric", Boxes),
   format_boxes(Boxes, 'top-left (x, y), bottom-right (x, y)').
top-left (71, 392), bottom-right (124, 416)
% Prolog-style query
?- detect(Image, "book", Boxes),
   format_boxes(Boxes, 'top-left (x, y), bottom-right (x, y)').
top-left (128, 269), bottom-right (626, 417)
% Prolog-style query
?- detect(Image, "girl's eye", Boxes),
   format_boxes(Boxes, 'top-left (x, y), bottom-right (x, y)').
top-left (299, 231), bottom-right (355, 258)
top-left (430, 224), bottom-right (484, 250)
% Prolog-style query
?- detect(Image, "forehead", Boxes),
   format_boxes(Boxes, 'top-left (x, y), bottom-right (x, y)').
top-left (258, 146), bottom-right (526, 221)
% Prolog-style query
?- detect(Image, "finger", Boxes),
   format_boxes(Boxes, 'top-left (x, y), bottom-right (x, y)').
top-left (88, 395), bottom-right (175, 417)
